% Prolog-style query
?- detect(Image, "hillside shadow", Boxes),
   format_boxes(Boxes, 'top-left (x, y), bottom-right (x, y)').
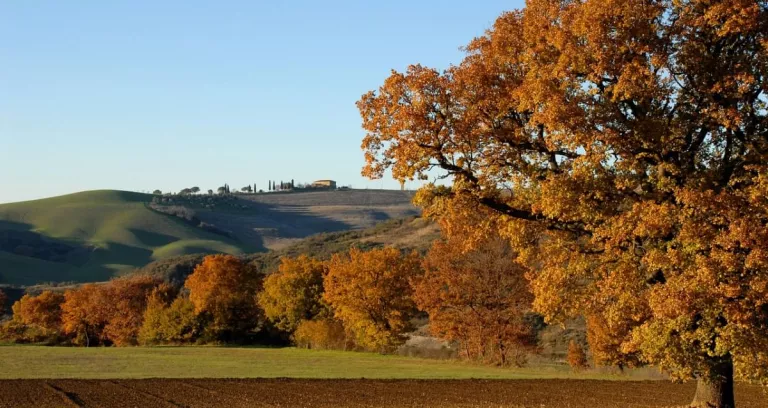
top-left (95, 242), bottom-right (155, 266)
top-left (0, 220), bottom-right (92, 266)
top-left (0, 220), bottom-right (33, 232)
top-left (197, 201), bottom-right (356, 252)
top-left (360, 209), bottom-right (390, 222)
top-left (128, 228), bottom-right (179, 247)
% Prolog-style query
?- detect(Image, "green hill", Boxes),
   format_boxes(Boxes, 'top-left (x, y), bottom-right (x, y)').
top-left (0, 190), bottom-right (246, 285)
top-left (136, 215), bottom-right (440, 285)
top-left (0, 189), bottom-right (419, 286)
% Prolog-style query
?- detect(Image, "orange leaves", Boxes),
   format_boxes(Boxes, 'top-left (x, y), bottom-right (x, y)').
top-left (102, 275), bottom-right (165, 346)
top-left (358, 65), bottom-right (452, 183)
top-left (698, 0), bottom-right (762, 37)
top-left (567, 340), bottom-right (589, 371)
top-left (185, 254), bottom-right (262, 338)
top-left (61, 284), bottom-right (112, 346)
top-left (60, 275), bottom-right (163, 346)
top-left (413, 236), bottom-right (537, 366)
top-left (12, 291), bottom-right (65, 333)
top-left (358, 0), bottom-right (768, 385)
top-left (323, 247), bottom-right (421, 352)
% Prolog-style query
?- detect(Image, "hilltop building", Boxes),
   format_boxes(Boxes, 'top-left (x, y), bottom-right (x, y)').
top-left (311, 180), bottom-right (337, 189)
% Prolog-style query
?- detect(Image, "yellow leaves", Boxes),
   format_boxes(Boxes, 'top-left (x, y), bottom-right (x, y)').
top-left (258, 255), bottom-right (328, 332)
top-left (700, 0), bottom-right (761, 37)
top-left (323, 247), bottom-right (421, 352)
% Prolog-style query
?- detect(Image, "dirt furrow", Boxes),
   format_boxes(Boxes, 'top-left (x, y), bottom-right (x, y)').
top-left (0, 379), bottom-right (762, 408)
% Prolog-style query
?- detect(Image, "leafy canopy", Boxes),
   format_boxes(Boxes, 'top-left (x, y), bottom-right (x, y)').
top-left (259, 255), bottom-right (329, 332)
top-left (324, 247), bottom-right (421, 352)
top-left (358, 0), bottom-right (768, 384)
top-left (414, 235), bottom-right (537, 366)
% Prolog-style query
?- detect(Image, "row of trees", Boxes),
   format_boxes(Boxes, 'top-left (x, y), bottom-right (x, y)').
top-left (1, 236), bottom-right (542, 366)
top-left (268, 180), bottom-right (294, 191)
top-left (259, 235), bottom-right (540, 364)
top-left (151, 179), bottom-right (334, 196)
top-left (1, 256), bottom-right (264, 347)
top-left (152, 184), bottom-right (259, 196)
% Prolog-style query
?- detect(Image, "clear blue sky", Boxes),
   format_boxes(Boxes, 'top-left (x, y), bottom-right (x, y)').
top-left (0, 1), bottom-right (522, 204)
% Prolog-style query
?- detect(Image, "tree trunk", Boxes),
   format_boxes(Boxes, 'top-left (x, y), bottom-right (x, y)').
top-left (691, 357), bottom-right (735, 408)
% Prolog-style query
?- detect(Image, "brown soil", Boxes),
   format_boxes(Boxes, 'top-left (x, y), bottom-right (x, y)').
top-left (0, 379), bottom-right (763, 408)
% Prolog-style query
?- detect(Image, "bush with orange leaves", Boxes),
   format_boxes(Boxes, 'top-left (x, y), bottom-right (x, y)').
top-left (60, 275), bottom-right (163, 346)
top-left (1, 291), bottom-right (65, 343)
top-left (184, 254), bottom-right (263, 341)
top-left (102, 275), bottom-right (166, 346)
top-left (413, 236), bottom-right (538, 366)
top-left (292, 318), bottom-right (350, 350)
top-left (258, 255), bottom-right (329, 333)
top-left (323, 247), bottom-right (421, 353)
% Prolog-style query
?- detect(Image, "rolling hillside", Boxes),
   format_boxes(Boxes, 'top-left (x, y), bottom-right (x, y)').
top-left (0, 189), bottom-right (419, 285)
top-left (136, 216), bottom-right (440, 285)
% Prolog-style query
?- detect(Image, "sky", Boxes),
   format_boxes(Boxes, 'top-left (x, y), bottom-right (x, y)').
top-left (0, 1), bottom-right (523, 204)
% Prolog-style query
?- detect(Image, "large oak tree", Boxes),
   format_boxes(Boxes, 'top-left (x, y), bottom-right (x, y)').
top-left (357, 1), bottom-right (768, 407)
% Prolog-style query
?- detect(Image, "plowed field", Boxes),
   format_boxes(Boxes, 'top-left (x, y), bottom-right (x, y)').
top-left (0, 379), bottom-right (764, 408)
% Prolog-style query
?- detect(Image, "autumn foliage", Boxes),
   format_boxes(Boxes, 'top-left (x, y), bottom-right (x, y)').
top-left (139, 289), bottom-right (199, 345)
top-left (5, 291), bottom-right (66, 343)
top-left (59, 275), bottom-right (163, 346)
top-left (358, 0), bottom-right (768, 405)
top-left (413, 236), bottom-right (537, 366)
top-left (324, 247), bottom-right (421, 352)
top-left (292, 318), bottom-right (349, 350)
top-left (185, 254), bottom-right (263, 340)
top-left (259, 255), bottom-right (328, 332)
top-left (60, 284), bottom-right (111, 346)
top-left (567, 340), bottom-right (589, 371)
top-left (102, 275), bottom-right (165, 346)
top-left (586, 314), bottom-right (641, 370)
top-left (12, 291), bottom-right (65, 333)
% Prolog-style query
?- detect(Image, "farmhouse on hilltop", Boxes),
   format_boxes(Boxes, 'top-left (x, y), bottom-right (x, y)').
top-left (311, 180), bottom-right (337, 189)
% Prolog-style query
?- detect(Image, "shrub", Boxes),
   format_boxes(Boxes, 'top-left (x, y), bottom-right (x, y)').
top-left (60, 276), bottom-right (164, 346)
top-left (12, 291), bottom-right (65, 330)
top-left (567, 340), bottom-right (589, 371)
top-left (293, 319), bottom-right (349, 350)
top-left (139, 294), bottom-right (200, 345)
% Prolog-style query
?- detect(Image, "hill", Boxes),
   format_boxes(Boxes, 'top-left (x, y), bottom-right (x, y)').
top-left (136, 216), bottom-right (439, 285)
top-left (0, 189), bottom-right (419, 285)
